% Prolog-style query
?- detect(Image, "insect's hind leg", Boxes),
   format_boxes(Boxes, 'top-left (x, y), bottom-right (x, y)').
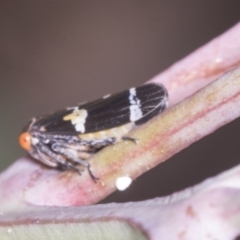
top-left (67, 156), bottom-right (99, 183)
top-left (52, 143), bottom-right (99, 182)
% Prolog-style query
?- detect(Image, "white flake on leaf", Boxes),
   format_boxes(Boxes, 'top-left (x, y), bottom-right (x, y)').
top-left (116, 176), bottom-right (132, 191)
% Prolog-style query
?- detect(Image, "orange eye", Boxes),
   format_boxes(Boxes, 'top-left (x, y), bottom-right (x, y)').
top-left (19, 132), bottom-right (32, 151)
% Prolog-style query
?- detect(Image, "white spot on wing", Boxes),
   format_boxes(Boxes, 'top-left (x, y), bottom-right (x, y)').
top-left (129, 88), bottom-right (142, 122)
top-left (63, 108), bottom-right (88, 133)
top-left (116, 176), bottom-right (132, 191)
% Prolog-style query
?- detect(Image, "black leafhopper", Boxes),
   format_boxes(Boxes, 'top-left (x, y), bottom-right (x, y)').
top-left (19, 83), bottom-right (168, 182)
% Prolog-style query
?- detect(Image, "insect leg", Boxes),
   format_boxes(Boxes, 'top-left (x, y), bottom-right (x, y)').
top-left (52, 143), bottom-right (99, 182)
top-left (122, 136), bottom-right (139, 144)
top-left (36, 142), bottom-right (84, 175)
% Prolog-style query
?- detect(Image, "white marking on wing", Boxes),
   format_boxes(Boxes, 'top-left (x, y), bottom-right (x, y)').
top-left (129, 88), bottom-right (142, 122)
top-left (63, 109), bottom-right (88, 133)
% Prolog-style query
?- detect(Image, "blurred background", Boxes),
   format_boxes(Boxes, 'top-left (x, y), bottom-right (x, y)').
top-left (0, 1), bottom-right (240, 203)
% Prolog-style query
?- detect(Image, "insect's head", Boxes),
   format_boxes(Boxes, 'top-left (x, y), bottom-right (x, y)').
top-left (19, 132), bottom-right (33, 151)
top-left (19, 119), bottom-right (32, 151)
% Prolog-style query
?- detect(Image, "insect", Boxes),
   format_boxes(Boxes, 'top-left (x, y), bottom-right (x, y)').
top-left (19, 83), bottom-right (168, 182)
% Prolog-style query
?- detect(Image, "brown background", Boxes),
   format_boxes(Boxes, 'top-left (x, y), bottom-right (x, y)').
top-left (0, 1), bottom-right (240, 203)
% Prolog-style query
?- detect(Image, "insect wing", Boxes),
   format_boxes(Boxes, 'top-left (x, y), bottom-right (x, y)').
top-left (132, 83), bottom-right (168, 125)
top-left (33, 83), bottom-right (168, 135)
